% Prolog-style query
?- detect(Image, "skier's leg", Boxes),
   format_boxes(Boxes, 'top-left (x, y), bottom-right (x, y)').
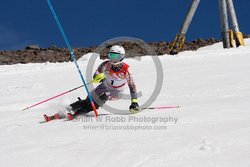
top-left (70, 83), bottom-right (109, 115)
top-left (69, 97), bottom-right (85, 112)
top-left (79, 92), bottom-right (108, 114)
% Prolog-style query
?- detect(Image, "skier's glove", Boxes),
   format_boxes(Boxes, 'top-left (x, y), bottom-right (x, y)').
top-left (93, 73), bottom-right (105, 83)
top-left (129, 99), bottom-right (139, 114)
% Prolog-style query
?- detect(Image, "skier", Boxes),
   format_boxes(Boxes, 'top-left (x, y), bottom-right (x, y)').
top-left (44, 45), bottom-right (140, 121)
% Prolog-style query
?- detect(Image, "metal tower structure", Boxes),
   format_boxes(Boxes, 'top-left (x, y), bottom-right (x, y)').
top-left (170, 0), bottom-right (245, 55)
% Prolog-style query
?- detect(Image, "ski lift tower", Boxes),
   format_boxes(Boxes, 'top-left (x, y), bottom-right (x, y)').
top-left (170, 0), bottom-right (245, 55)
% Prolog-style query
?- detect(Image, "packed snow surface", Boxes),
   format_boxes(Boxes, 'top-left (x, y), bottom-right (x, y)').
top-left (1, 40), bottom-right (250, 167)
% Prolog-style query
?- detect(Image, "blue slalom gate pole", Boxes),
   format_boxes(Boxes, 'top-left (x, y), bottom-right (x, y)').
top-left (47, 0), bottom-right (98, 117)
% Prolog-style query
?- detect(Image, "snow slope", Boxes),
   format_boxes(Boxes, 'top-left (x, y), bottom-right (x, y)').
top-left (1, 40), bottom-right (250, 167)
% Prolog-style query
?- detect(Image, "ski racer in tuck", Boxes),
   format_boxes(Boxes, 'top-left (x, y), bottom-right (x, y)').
top-left (67, 45), bottom-right (140, 119)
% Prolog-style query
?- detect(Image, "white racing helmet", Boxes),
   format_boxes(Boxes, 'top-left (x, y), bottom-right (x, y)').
top-left (108, 45), bottom-right (125, 65)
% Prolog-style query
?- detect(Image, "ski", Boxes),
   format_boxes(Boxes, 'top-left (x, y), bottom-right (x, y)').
top-left (41, 112), bottom-right (77, 123)
top-left (67, 113), bottom-right (77, 121)
top-left (42, 113), bottom-right (61, 122)
top-left (40, 115), bottom-right (64, 123)
top-left (40, 104), bottom-right (179, 123)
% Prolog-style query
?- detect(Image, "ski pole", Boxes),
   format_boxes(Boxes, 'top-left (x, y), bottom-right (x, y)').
top-left (141, 105), bottom-right (180, 110)
top-left (22, 82), bottom-right (93, 111)
top-left (47, 0), bottom-right (98, 117)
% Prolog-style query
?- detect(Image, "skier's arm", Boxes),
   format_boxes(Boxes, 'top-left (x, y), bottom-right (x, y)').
top-left (126, 68), bottom-right (139, 113)
top-left (92, 61), bottom-right (109, 83)
top-left (126, 68), bottom-right (137, 100)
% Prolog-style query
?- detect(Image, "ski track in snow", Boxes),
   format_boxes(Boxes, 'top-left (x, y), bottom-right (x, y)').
top-left (1, 40), bottom-right (250, 167)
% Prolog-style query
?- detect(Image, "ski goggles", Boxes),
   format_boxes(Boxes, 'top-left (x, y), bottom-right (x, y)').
top-left (108, 52), bottom-right (123, 61)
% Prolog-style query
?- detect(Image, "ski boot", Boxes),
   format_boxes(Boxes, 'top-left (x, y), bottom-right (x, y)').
top-left (43, 113), bottom-right (60, 122)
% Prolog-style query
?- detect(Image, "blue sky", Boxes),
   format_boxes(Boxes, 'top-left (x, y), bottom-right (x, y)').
top-left (0, 0), bottom-right (249, 50)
